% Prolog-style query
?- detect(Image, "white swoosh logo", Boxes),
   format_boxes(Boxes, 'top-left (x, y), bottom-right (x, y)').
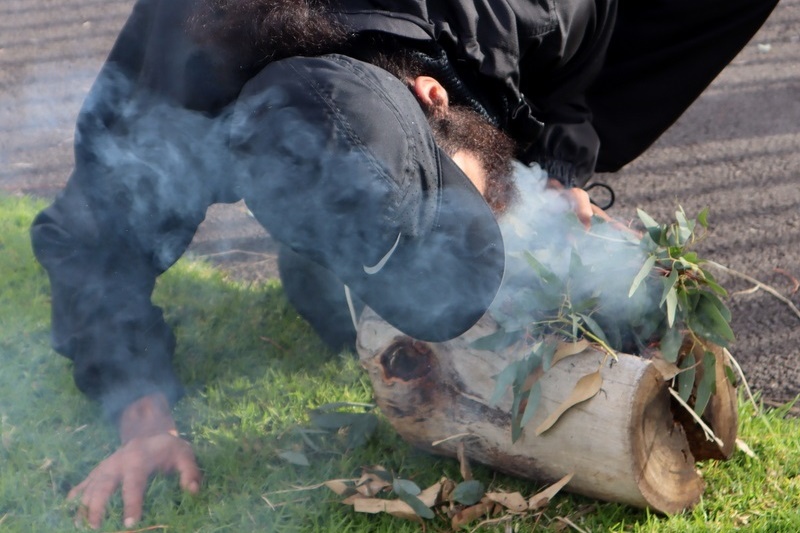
top-left (363, 232), bottom-right (402, 275)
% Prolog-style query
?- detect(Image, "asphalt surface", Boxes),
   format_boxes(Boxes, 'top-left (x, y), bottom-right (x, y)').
top-left (2, 1), bottom-right (799, 403)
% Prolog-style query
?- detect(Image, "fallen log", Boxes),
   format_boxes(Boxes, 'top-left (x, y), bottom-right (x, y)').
top-left (356, 308), bottom-right (738, 515)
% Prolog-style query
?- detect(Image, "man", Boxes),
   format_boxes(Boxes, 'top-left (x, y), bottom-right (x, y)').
top-left (30, 0), bottom-right (778, 528)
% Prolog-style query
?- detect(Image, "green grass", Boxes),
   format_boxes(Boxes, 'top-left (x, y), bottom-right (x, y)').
top-left (0, 194), bottom-right (799, 532)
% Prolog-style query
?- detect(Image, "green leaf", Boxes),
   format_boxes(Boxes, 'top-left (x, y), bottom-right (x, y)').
top-left (697, 207), bottom-right (710, 229)
top-left (519, 381), bottom-right (542, 428)
top-left (637, 208), bottom-right (660, 230)
top-left (393, 478), bottom-right (421, 496)
top-left (346, 413), bottom-right (379, 449)
top-left (490, 361), bottom-right (521, 406)
top-left (452, 480), bottom-right (486, 506)
top-left (678, 354), bottom-right (697, 403)
top-left (578, 313), bottom-right (609, 345)
top-left (278, 451), bottom-right (310, 467)
top-left (694, 351), bottom-right (717, 417)
top-left (629, 255), bottom-right (657, 297)
top-left (666, 288), bottom-right (678, 328)
top-left (393, 479), bottom-right (435, 519)
top-left (660, 326), bottom-right (683, 363)
top-left (471, 328), bottom-right (523, 352)
top-left (689, 294), bottom-right (735, 347)
top-left (660, 269), bottom-right (679, 305)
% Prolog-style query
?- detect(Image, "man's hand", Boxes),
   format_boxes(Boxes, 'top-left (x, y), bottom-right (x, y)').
top-left (546, 179), bottom-right (634, 234)
top-left (68, 394), bottom-right (202, 530)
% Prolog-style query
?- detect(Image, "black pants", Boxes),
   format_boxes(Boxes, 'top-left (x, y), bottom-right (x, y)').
top-left (590, 0), bottom-right (780, 172)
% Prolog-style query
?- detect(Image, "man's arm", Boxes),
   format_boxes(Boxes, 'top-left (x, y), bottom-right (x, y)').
top-left (31, 0), bottom-right (247, 527)
top-left (68, 394), bottom-right (202, 529)
top-left (519, 0), bottom-right (617, 188)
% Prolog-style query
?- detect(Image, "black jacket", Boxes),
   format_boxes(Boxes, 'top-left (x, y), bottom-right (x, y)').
top-left (33, 0), bottom-right (780, 419)
top-left (31, 0), bottom-right (617, 419)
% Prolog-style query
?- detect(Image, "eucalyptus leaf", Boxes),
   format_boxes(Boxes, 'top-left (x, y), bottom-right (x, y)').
top-left (452, 480), bottom-right (486, 506)
top-left (694, 351), bottom-right (718, 416)
top-left (346, 413), bottom-right (379, 449)
top-left (697, 207), bottom-right (710, 228)
top-left (666, 288), bottom-right (678, 328)
top-left (660, 269), bottom-right (679, 306)
top-left (490, 361), bottom-right (522, 406)
top-left (637, 208), bottom-right (660, 230)
top-left (519, 381), bottom-right (543, 428)
top-left (393, 479), bottom-right (435, 519)
top-left (393, 478), bottom-right (422, 496)
top-left (309, 411), bottom-right (365, 431)
top-left (278, 451), bottom-right (310, 467)
top-left (471, 328), bottom-right (523, 352)
top-left (659, 326), bottom-right (683, 363)
top-left (678, 354), bottom-right (697, 403)
top-left (629, 255), bottom-right (657, 297)
top-left (577, 313), bottom-right (609, 345)
top-left (689, 294), bottom-right (735, 347)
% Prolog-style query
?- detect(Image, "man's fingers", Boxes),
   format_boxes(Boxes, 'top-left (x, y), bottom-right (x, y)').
top-left (67, 478), bottom-right (89, 502)
top-left (121, 466), bottom-right (150, 528)
top-left (81, 474), bottom-right (118, 529)
top-left (175, 450), bottom-right (203, 493)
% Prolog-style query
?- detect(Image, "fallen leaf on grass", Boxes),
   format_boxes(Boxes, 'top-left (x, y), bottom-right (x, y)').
top-left (458, 441), bottom-right (473, 481)
top-left (485, 491), bottom-right (528, 512)
top-left (451, 501), bottom-right (498, 529)
top-left (529, 473), bottom-right (574, 510)
top-left (535, 371), bottom-right (603, 435)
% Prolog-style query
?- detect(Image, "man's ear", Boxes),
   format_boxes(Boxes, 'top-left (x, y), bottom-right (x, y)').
top-left (413, 76), bottom-right (449, 111)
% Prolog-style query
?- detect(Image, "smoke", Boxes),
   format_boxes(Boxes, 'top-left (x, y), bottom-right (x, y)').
top-left (492, 163), bottom-right (659, 353)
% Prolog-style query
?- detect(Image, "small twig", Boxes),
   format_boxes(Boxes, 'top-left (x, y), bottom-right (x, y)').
top-left (706, 261), bottom-right (800, 321)
top-left (722, 348), bottom-right (760, 415)
top-left (0, 514), bottom-right (7, 526)
top-left (431, 433), bottom-right (474, 447)
top-left (554, 516), bottom-right (590, 533)
top-left (668, 388), bottom-right (724, 448)
top-left (773, 267), bottom-right (800, 294)
top-left (731, 285), bottom-right (760, 296)
top-left (259, 336), bottom-right (287, 352)
top-left (110, 526), bottom-right (168, 533)
top-left (470, 514), bottom-right (513, 533)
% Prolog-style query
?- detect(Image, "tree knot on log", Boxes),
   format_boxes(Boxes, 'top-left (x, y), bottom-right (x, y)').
top-left (380, 338), bottom-right (435, 382)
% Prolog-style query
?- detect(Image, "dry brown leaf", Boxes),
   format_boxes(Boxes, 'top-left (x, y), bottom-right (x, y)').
top-left (451, 501), bottom-right (497, 529)
top-left (458, 441), bottom-right (473, 481)
top-left (485, 491), bottom-right (528, 512)
top-left (355, 468), bottom-right (391, 497)
top-left (552, 339), bottom-right (591, 367)
top-left (418, 481), bottom-right (444, 507)
top-left (535, 371), bottom-right (603, 435)
top-left (353, 497), bottom-right (422, 522)
top-left (342, 493), bottom-right (367, 505)
top-left (529, 473), bottom-right (574, 510)
top-left (323, 479), bottom-right (355, 496)
top-left (649, 357), bottom-right (681, 380)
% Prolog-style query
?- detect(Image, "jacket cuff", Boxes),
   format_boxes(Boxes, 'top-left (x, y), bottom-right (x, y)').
top-left (542, 159), bottom-right (577, 188)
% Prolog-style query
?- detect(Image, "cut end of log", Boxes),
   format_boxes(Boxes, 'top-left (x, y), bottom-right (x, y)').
top-left (357, 308), bottom-right (738, 515)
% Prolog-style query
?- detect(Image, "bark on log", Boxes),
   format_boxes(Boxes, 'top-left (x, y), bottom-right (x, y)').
top-left (356, 308), bottom-right (738, 515)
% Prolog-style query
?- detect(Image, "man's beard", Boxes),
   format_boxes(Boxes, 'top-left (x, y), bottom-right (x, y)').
top-left (427, 106), bottom-right (517, 214)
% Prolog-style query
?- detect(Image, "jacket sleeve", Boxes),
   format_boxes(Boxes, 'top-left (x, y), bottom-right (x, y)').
top-left (518, 0), bottom-right (616, 188)
top-left (30, 0), bottom-right (242, 421)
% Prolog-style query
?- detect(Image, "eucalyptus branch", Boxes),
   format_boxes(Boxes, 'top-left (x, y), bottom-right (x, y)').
top-left (575, 323), bottom-right (618, 362)
top-left (705, 260), bottom-right (800, 321)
